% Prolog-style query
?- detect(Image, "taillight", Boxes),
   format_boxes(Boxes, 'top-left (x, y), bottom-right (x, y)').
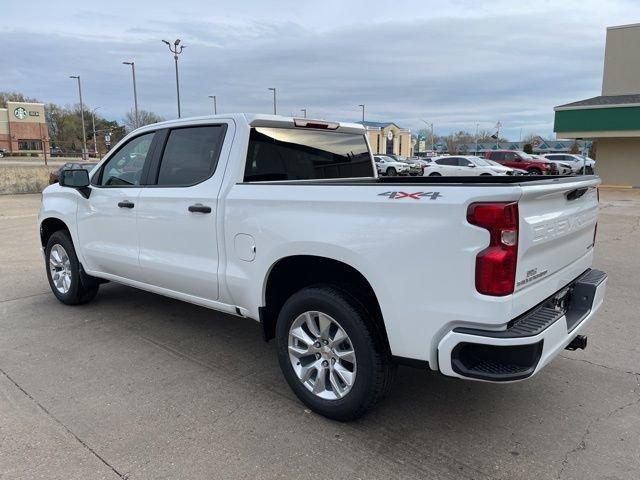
top-left (467, 202), bottom-right (519, 296)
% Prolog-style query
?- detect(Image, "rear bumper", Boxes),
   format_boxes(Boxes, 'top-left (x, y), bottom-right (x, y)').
top-left (437, 269), bottom-right (607, 382)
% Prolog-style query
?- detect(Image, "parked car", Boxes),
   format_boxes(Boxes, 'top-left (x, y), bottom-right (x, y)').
top-left (40, 114), bottom-right (606, 421)
top-left (404, 156), bottom-right (431, 175)
top-left (423, 155), bottom-right (507, 176)
top-left (49, 162), bottom-right (98, 184)
top-left (542, 153), bottom-right (596, 174)
top-left (485, 159), bottom-right (526, 176)
top-left (0, 148), bottom-right (7, 158)
top-left (531, 154), bottom-right (572, 175)
top-left (484, 150), bottom-right (554, 175)
top-left (374, 155), bottom-right (409, 176)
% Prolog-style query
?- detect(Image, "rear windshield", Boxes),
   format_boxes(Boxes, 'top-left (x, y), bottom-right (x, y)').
top-left (244, 127), bottom-right (373, 182)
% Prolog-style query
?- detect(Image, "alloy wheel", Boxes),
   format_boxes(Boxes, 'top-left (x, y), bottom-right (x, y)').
top-left (288, 311), bottom-right (357, 400)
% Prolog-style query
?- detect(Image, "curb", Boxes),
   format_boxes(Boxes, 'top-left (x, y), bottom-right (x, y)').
top-left (599, 185), bottom-right (640, 189)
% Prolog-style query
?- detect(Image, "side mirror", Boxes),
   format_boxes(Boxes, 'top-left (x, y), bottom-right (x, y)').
top-left (60, 169), bottom-right (91, 198)
top-left (468, 164), bottom-right (476, 168)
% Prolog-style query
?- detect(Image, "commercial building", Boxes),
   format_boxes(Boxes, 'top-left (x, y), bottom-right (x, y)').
top-left (442, 137), bottom-right (591, 155)
top-left (0, 102), bottom-right (50, 155)
top-left (554, 23), bottom-right (640, 186)
top-left (359, 121), bottom-right (412, 157)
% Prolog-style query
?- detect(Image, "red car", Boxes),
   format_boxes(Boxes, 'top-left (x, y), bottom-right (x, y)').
top-left (484, 150), bottom-right (554, 175)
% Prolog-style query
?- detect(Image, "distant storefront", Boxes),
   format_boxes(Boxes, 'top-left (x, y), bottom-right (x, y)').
top-left (0, 102), bottom-right (50, 155)
top-left (554, 23), bottom-right (640, 186)
top-left (359, 121), bottom-right (412, 157)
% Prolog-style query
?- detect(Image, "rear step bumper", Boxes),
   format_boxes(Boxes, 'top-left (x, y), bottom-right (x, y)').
top-left (437, 269), bottom-right (607, 382)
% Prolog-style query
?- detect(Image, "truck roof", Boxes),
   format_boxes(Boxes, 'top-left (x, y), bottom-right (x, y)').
top-left (132, 113), bottom-right (366, 135)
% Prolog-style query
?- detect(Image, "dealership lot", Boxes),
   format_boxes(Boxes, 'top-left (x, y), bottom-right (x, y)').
top-left (1, 190), bottom-right (639, 480)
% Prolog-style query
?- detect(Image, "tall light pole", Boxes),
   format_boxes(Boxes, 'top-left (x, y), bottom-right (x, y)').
top-left (268, 88), bottom-right (277, 115)
top-left (208, 95), bottom-right (217, 114)
top-left (162, 39), bottom-right (185, 118)
top-left (301, 108), bottom-right (307, 118)
top-left (358, 104), bottom-right (365, 122)
top-left (122, 61), bottom-right (139, 128)
top-left (69, 75), bottom-right (87, 160)
top-left (91, 107), bottom-right (100, 158)
top-left (475, 122), bottom-right (479, 154)
top-left (421, 119), bottom-right (434, 152)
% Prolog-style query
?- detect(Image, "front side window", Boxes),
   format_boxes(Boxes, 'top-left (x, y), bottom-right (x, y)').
top-left (244, 127), bottom-right (373, 182)
top-left (436, 158), bottom-right (456, 166)
top-left (156, 125), bottom-right (226, 186)
top-left (97, 132), bottom-right (154, 186)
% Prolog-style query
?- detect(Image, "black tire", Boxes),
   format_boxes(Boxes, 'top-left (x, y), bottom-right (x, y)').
top-left (480, 173), bottom-right (492, 176)
top-left (386, 167), bottom-right (397, 176)
top-left (528, 168), bottom-right (542, 175)
top-left (45, 230), bottom-right (99, 305)
top-left (276, 285), bottom-right (394, 421)
top-left (429, 172), bottom-right (441, 177)
top-left (585, 166), bottom-right (594, 175)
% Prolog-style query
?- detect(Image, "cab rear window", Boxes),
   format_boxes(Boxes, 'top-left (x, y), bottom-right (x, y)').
top-left (244, 127), bottom-right (373, 182)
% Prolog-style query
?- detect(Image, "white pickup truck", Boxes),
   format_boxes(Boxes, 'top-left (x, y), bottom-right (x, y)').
top-left (39, 114), bottom-right (607, 420)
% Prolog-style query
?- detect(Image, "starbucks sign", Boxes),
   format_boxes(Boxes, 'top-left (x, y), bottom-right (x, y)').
top-left (14, 107), bottom-right (28, 120)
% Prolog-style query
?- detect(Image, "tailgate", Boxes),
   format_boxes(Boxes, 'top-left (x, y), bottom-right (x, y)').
top-left (516, 178), bottom-right (599, 292)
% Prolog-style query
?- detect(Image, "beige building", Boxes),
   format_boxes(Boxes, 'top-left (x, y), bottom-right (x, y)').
top-left (360, 121), bottom-right (412, 157)
top-left (0, 102), bottom-right (50, 155)
top-left (554, 23), bottom-right (640, 186)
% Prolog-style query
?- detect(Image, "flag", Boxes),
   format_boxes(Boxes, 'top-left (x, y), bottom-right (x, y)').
top-left (490, 133), bottom-right (498, 139)
top-left (495, 121), bottom-right (502, 129)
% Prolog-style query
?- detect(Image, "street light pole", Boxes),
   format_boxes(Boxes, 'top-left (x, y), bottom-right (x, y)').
top-left (69, 75), bottom-right (87, 160)
top-left (122, 61), bottom-right (139, 128)
top-left (421, 119), bottom-right (434, 153)
top-left (358, 104), bottom-right (365, 122)
top-left (162, 39), bottom-right (185, 118)
top-left (208, 95), bottom-right (217, 114)
top-left (301, 108), bottom-right (307, 118)
top-left (268, 88), bottom-right (277, 115)
top-left (475, 122), bottom-right (479, 154)
top-left (91, 107), bottom-right (100, 157)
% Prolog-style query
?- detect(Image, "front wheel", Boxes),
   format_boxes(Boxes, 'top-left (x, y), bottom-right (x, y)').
top-left (45, 230), bottom-right (99, 305)
top-left (386, 167), bottom-right (397, 176)
top-left (276, 286), bottom-right (394, 421)
top-left (428, 172), bottom-right (441, 177)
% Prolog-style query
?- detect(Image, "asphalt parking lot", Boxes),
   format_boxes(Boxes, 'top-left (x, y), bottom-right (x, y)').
top-left (1, 190), bottom-right (639, 480)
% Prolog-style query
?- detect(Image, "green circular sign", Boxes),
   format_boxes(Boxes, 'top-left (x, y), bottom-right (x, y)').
top-left (14, 107), bottom-right (28, 120)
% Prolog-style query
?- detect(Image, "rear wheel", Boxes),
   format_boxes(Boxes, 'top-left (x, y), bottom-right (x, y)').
top-left (276, 285), bottom-right (394, 421)
top-left (528, 168), bottom-right (542, 175)
top-left (45, 231), bottom-right (99, 305)
top-left (480, 173), bottom-right (492, 176)
top-left (386, 167), bottom-right (397, 176)
top-left (429, 172), bottom-right (441, 177)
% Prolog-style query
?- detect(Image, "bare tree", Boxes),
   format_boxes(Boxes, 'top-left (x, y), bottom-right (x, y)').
top-left (124, 109), bottom-right (164, 132)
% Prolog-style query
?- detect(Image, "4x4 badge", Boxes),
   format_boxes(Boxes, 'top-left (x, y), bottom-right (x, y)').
top-left (378, 191), bottom-right (442, 200)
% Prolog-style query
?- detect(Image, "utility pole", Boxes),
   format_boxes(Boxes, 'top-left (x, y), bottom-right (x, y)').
top-left (162, 39), bottom-right (185, 118)
top-left (358, 104), bottom-right (365, 122)
top-left (475, 122), bottom-right (479, 154)
top-left (208, 95), bottom-right (217, 114)
top-left (421, 119), bottom-right (434, 153)
top-left (69, 75), bottom-right (87, 160)
top-left (91, 107), bottom-right (100, 158)
top-left (301, 108), bottom-right (307, 118)
top-left (268, 88), bottom-right (277, 114)
top-left (122, 61), bottom-right (139, 128)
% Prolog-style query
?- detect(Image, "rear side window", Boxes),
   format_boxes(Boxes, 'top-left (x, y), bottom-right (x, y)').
top-left (157, 125), bottom-right (226, 186)
top-left (436, 158), bottom-right (457, 166)
top-left (244, 127), bottom-right (373, 182)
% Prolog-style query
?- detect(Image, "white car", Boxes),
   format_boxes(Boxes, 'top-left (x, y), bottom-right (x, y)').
top-left (39, 113), bottom-right (606, 421)
top-left (485, 159), bottom-right (526, 175)
top-left (423, 155), bottom-right (507, 176)
top-left (374, 155), bottom-right (409, 176)
top-left (542, 154), bottom-right (596, 174)
top-left (531, 154), bottom-right (572, 175)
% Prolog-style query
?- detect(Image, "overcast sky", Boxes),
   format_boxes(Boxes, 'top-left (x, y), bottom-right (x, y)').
top-left (2, 0), bottom-right (638, 139)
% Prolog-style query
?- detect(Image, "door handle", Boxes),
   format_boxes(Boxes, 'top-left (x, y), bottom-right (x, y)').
top-left (118, 201), bottom-right (135, 209)
top-left (188, 204), bottom-right (212, 214)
